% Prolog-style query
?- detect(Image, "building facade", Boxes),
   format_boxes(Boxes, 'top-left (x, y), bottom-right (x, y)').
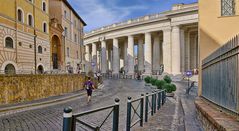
top-left (84, 3), bottom-right (199, 76)
top-left (0, 0), bottom-right (86, 74)
top-left (199, 0), bottom-right (239, 95)
top-left (49, 0), bottom-right (86, 73)
top-left (0, 0), bottom-right (50, 74)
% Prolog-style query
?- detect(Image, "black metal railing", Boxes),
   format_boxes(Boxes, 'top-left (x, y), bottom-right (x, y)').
top-left (126, 94), bottom-right (144, 131)
top-left (63, 90), bottom-right (166, 131)
top-left (63, 98), bottom-right (120, 131)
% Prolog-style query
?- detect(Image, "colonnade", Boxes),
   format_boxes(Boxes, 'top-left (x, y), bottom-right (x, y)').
top-left (85, 25), bottom-right (198, 75)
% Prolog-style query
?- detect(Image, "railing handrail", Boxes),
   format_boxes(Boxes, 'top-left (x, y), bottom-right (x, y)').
top-left (73, 104), bottom-right (115, 117)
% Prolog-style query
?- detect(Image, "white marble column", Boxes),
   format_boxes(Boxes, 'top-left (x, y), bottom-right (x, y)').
top-left (101, 41), bottom-right (107, 73)
top-left (113, 38), bottom-right (120, 74)
top-left (127, 35), bottom-right (134, 75)
top-left (163, 29), bottom-right (172, 74)
top-left (85, 44), bottom-right (91, 73)
top-left (138, 38), bottom-right (144, 72)
top-left (97, 50), bottom-right (100, 71)
top-left (171, 26), bottom-right (181, 75)
top-left (144, 32), bottom-right (152, 74)
top-left (153, 35), bottom-right (160, 71)
top-left (124, 40), bottom-right (128, 71)
top-left (85, 45), bottom-right (90, 62)
top-left (92, 42), bottom-right (97, 73)
top-left (185, 31), bottom-right (190, 71)
top-left (180, 29), bottom-right (185, 73)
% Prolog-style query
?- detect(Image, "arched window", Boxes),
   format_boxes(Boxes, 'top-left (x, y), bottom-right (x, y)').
top-left (42, 2), bottom-right (46, 12)
top-left (38, 46), bottom-right (43, 54)
top-left (28, 14), bottom-right (33, 27)
top-left (5, 37), bottom-right (14, 48)
top-left (43, 22), bottom-right (47, 33)
top-left (4, 64), bottom-right (16, 74)
top-left (17, 9), bottom-right (23, 22)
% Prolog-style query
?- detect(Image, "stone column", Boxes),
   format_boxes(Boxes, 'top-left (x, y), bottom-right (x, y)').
top-left (127, 35), bottom-right (134, 75)
top-left (153, 35), bottom-right (160, 71)
top-left (85, 44), bottom-right (91, 73)
top-left (163, 29), bottom-right (172, 74)
top-left (101, 41), bottom-right (107, 73)
top-left (171, 26), bottom-right (181, 75)
top-left (92, 42), bottom-right (97, 73)
top-left (138, 37), bottom-right (144, 72)
top-left (185, 31), bottom-right (190, 71)
top-left (97, 50), bottom-right (100, 71)
top-left (144, 32), bottom-right (152, 74)
top-left (124, 40), bottom-right (128, 71)
top-left (113, 38), bottom-right (120, 74)
top-left (180, 29), bottom-right (185, 73)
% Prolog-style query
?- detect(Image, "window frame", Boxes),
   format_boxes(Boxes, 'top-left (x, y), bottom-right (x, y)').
top-left (4, 36), bottom-right (14, 49)
top-left (42, 1), bottom-right (47, 12)
top-left (43, 22), bottom-right (47, 33)
top-left (38, 45), bottom-right (43, 54)
top-left (27, 13), bottom-right (34, 27)
top-left (221, 0), bottom-right (235, 16)
top-left (17, 8), bottom-right (24, 23)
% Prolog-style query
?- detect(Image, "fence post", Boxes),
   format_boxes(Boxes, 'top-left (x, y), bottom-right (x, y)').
top-left (154, 91), bottom-right (157, 113)
top-left (63, 107), bottom-right (73, 131)
top-left (157, 91), bottom-right (161, 110)
top-left (140, 94), bottom-right (144, 127)
top-left (113, 98), bottom-right (120, 131)
top-left (145, 93), bottom-right (149, 122)
top-left (126, 97), bottom-right (132, 131)
top-left (151, 91), bottom-right (154, 116)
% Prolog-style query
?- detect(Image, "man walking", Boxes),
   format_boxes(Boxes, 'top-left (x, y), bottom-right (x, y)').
top-left (85, 77), bottom-right (95, 103)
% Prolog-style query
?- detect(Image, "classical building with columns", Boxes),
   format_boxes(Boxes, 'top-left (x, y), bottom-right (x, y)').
top-left (84, 3), bottom-right (199, 75)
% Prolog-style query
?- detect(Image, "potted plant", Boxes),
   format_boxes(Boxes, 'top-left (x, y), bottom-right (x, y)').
top-left (163, 83), bottom-right (177, 97)
top-left (144, 76), bottom-right (151, 86)
top-left (150, 78), bottom-right (157, 89)
top-left (163, 75), bottom-right (172, 84)
top-left (155, 80), bottom-right (166, 89)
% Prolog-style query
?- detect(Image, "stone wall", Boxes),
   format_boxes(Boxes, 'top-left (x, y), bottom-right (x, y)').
top-left (195, 98), bottom-right (239, 131)
top-left (0, 74), bottom-right (96, 105)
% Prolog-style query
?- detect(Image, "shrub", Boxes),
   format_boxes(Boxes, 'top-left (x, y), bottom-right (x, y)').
top-left (163, 83), bottom-right (177, 93)
top-left (150, 78), bottom-right (157, 86)
top-left (155, 80), bottom-right (166, 89)
top-left (163, 75), bottom-right (172, 84)
top-left (144, 76), bottom-right (151, 83)
top-left (171, 84), bottom-right (176, 92)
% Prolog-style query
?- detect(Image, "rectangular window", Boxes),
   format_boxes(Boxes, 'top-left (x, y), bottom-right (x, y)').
top-left (221, 0), bottom-right (235, 16)
top-left (64, 27), bottom-right (68, 37)
top-left (67, 47), bottom-right (70, 57)
top-left (74, 34), bottom-right (77, 42)
top-left (64, 10), bottom-right (67, 19)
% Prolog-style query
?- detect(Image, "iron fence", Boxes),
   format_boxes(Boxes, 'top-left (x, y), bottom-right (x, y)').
top-left (63, 90), bottom-right (166, 131)
top-left (202, 35), bottom-right (239, 114)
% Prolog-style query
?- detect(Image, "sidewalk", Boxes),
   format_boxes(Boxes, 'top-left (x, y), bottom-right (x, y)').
top-left (0, 84), bottom-right (104, 116)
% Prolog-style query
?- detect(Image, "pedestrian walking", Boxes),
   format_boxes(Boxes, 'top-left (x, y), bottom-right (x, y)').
top-left (84, 77), bottom-right (95, 103)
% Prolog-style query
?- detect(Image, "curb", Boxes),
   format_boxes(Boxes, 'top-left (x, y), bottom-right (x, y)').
top-left (0, 92), bottom-right (86, 114)
top-left (0, 83), bottom-right (105, 115)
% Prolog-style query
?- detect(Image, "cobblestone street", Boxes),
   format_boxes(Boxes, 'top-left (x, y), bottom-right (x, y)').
top-left (0, 79), bottom-right (202, 131)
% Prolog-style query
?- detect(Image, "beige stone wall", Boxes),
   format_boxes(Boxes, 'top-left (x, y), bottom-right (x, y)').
top-left (0, 74), bottom-right (89, 105)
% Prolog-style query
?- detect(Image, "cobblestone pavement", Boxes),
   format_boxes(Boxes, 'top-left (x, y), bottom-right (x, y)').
top-left (0, 79), bottom-right (153, 131)
top-left (134, 81), bottom-right (203, 131)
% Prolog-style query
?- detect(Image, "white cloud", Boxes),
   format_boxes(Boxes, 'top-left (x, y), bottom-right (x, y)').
top-left (70, 0), bottom-right (147, 32)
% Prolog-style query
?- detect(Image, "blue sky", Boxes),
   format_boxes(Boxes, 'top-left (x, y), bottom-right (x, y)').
top-left (68, 0), bottom-right (198, 32)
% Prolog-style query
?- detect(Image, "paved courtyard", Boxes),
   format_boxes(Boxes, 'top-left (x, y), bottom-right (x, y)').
top-left (0, 79), bottom-right (202, 131)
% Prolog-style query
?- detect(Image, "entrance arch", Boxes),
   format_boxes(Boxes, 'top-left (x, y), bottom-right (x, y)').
top-left (51, 35), bottom-right (62, 69)
top-left (5, 64), bottom-right (16, 74)
top-left (37, 65), bottom-right (44, 74)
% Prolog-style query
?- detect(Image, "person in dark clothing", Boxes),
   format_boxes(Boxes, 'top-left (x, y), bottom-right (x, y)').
top-left (84, 77), bottom-right (95, 103)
